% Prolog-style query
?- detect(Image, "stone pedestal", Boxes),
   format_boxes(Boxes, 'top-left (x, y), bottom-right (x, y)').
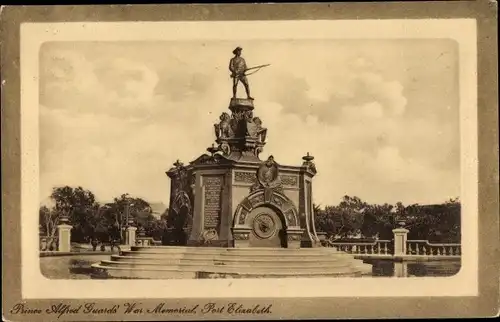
top-left (229, 97), bottom-right (254, 111)
top-left (126, 226), bottom-right (137, 246)
top-left (392, 228), bottom-right (409, 256)
top-left (287, 228), bottom-right (305, 249)
top-left (231, 227), bottom-right (252, 248)
top-left (57, 224), bottom-right (72, 252)
top-left (394, 262), bottom-right (408, 277)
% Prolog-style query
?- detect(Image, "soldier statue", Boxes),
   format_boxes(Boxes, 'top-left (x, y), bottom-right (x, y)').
top-left (229, 47), bottom-right (253, 100)
top-left (229, 47), bottom-right (270, 100)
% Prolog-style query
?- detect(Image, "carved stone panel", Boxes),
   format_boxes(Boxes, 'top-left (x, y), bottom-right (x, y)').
top-left (203, 176), bottom-right (223, 228)
top-left (271, 195), bottom-right (285, 207)
top-left (234, 171), bottom-right (256, 184)
top-left (280, 175), bottom-right (298, 187)
top-left (249, 193), bottom-right (265, 207)
top-left (285, 209), bottom-right (297, 226)
top-left (201, 228), bottom-right (219, 242)
top-left (233, 233), bottom-right (250, 240)
top-left (238, 208), bottom-right (249, 225)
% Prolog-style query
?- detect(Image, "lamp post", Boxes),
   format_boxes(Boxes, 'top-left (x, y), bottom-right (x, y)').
top-left (117, 201), bottom-right (135, 244)
top-left (126, 202), bottom-right (135, 228)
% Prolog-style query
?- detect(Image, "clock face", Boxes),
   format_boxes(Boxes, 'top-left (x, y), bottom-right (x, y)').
top-left (253, 213), bottom-right (277, 239)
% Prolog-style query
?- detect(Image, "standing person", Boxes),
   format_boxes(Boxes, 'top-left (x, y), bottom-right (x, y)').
top-left (110, 224), bottom-right (121, 253)
top-left (91, 238), bottom-right (98, 252)
top-left (229, 47), bottom-right (253, 100)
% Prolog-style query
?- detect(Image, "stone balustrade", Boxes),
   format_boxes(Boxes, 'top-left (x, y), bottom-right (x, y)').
top-left (406, 240), bottom-right (461, 256)
top-left (328, 239), bottom-right (392, 255)
top-left (39, 236), bottom-right (58, 251)
top-left (324, 233), bottom-right (461, 260)
top-left (136, 237), bottom-right (162, 246)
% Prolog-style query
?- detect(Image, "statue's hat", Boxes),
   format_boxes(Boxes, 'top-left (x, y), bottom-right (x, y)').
top-left (232, 46), bottom-right (242, 54)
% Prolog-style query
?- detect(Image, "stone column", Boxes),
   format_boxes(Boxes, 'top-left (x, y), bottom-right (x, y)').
top-left (299, 153), bottom-right (318, 248)
top-left (126, 226), bottom-right (137, 246)
top-left (188, 173), bottom-right (204, 245)
top-left (392, 227), bottom-right (409, 256)
top-left (126, 217), bottom-right (137, 246)
top-left (394, 262), bottom-right (408, 277)
top-left (57, 216), bottom-right (72, 252)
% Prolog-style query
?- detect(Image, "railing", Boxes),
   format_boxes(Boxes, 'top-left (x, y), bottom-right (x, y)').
top-left (136, 237), bottom-right (162, 246)
top-left (325, 237), bottom-right (461, 259)
top-left (327, 239), bottom-right (393, 255)
top-left (406, 240), bottom-right (461, 256)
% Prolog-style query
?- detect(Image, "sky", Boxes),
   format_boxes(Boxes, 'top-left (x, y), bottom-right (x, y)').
top-left (39, 39), bottom-right (460, 207)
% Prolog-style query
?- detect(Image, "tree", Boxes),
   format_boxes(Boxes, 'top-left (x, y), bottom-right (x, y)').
top-left (314, 196), bottom-right (370, 239)
top-left (335, 196), bottom-right (368, 237)
top-left (361, 203), bottom-right (395, 239)
top-left (314, 204), bottom-right (334, 236)
top-left (106, 193), bottom-right (160, 239)
top-left (49, 186), bottom-right (99, 242)
top-left (39, 205), bottom-right (59, 238)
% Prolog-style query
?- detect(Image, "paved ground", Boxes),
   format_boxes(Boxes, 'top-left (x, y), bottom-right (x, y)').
top-left (40, 254), bottom-right (111, 279)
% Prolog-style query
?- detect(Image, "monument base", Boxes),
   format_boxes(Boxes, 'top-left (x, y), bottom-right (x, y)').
top-left (91, 245), bottom-right (372, 279)
top-left (229, 97), bottom-right (254, 112)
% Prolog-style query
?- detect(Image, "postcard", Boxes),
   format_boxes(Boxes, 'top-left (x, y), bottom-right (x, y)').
top-left (2, 3), bottom-right (498, 320)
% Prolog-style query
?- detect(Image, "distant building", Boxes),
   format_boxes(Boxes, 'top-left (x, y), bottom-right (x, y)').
top-left (149, 202), bottom-right (168, 220)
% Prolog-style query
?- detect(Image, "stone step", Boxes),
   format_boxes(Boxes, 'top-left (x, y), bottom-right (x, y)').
top-left (99, 260), bottom-right (354, 272)
top-left (118, 254), bottom-right (341, 262)
top-left (109, 255), bottom-right (351, 267)
top-left (112, 254), bottom-right (345, 262)
top-left (130, 246), bottom-right (332, 254)
top-left (91, 246), bottom-right (370, 279)
top-left (121, 250), bottom-right (338, 259)
top-left (91, 263), bottom-right (359, 279)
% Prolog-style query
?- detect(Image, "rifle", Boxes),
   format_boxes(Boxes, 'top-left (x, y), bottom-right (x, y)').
top-left (231, 64), bottom-right (271, 77)
top-left (245, 64), bottom-right (271, 72)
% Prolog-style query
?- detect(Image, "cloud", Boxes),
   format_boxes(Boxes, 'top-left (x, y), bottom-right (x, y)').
top-left (40, 48), bottom-right (163, 120)
top-left (256, 99), bottom-right (458, 205)
top-left (39, 41), bottom-right (459, 206)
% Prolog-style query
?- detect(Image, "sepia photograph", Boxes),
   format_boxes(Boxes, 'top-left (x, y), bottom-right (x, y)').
top-left (37, 38), bottom-right (463, 280)
top-left (2, 3), bottom-right (498, 321)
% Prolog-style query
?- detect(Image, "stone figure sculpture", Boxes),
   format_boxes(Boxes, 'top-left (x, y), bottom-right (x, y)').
top-left (253, 117), bottom-right (267, 143)
top-left (261, 156), bottom-right (278, 183)
top-left (214, 112), bottom-right (234, 139)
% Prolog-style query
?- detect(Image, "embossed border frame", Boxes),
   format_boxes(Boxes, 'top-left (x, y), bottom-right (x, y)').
top-left (1, 2), bottom-right (498, 320)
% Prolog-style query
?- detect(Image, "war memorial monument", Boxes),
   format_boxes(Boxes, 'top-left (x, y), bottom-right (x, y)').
top-left (91, 47), bottom-right (369, 278)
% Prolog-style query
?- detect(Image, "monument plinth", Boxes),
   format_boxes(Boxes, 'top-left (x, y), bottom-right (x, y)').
top-left (229, 97), bottom-right (254, 112)
top-left (163, 94), bottom-right (320, 248)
